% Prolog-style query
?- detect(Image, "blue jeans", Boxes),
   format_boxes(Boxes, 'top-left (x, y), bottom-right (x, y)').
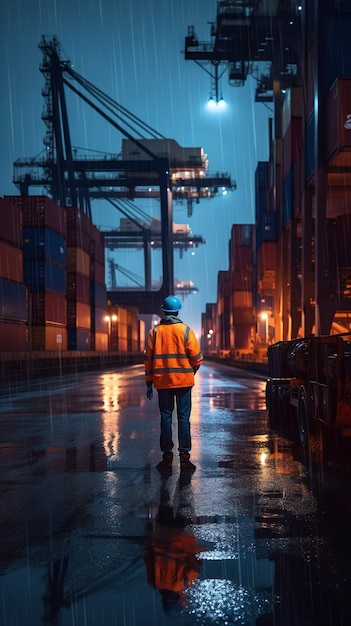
top-left (157, 387), bottom-right (192, 453)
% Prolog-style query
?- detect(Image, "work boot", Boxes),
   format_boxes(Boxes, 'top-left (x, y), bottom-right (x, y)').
top-left (156, 451), bottom-right (173, 471)
top-left (179, 451), bottom-right (196, 471)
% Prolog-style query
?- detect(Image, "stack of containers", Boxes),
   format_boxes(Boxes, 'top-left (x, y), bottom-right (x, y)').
top-left (116, 306), bottom-right (128, 351)
top-left (6, 195), bottom-right (67, 350)
top-left (127, 306), bottom-right (141, 352)
top-left (0, 198), bottom-right (28, 349)
top-left (66, 208), bottom-right (92, 350)
top-left (89, 224), bottom-right (108, 351)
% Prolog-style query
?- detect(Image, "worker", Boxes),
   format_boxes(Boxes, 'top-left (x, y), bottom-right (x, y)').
top-left (144, 295), bottom-right (203, 471)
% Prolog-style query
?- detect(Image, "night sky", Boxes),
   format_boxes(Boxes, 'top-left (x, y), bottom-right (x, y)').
top-left (0, 0), bottom-right (271, 334)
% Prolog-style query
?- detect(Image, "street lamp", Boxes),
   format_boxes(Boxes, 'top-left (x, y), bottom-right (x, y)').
top-left (105, 314), bottom-right (118, 350)
top-left (260, 312), bottom-right (269, 345)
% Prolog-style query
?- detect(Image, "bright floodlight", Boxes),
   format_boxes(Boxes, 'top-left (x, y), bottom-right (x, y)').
top-left (207, 96), bottom-right (216, 109)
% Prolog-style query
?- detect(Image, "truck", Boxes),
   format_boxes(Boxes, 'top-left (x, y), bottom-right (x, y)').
top-left (266, 335), bottom-right (351, 462)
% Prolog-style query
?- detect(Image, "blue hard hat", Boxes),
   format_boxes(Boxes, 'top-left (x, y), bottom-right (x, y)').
top-left (160, 295), bottom-right (182, 312)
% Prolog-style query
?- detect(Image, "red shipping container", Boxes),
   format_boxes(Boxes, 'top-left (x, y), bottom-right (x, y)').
top-left (0, 198), bottom-right (22, 246)
top-left (89, 228), bottom-right (105, 265)
top-left (67, 272), bottom-right (90, 303)
top-left (232, 271), bottom-right (252, 292)
top-left (257, 242), bottom-right (277, 273)
top-left (67, 207), bottom-right (91, 251)
top-left (5, 195), bottom-right (67, 237)
top-left (90, 260), bottom-right (105, 284)
top-left (0, 321), bottom-right (28, 350)
top-left (31, 292), bottom-right (67, 325)
top-left (0, 242), bottom-right (23, 282)
top-left (327, 78), bottom-right (351, 164)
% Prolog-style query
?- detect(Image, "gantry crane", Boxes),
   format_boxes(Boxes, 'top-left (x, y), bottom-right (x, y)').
top-left (12, 36), bottom-right (235, 313)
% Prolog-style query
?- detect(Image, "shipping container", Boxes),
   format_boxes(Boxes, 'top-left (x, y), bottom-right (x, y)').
top-left (31, 291), bottom-right (67, 325)
top-left (327, 78), bottom-right (351, 165)
top-left (93, 332), bottom-right (108, 351)
top-left (67, 247), bottom-right (90, 276)
top-left (68, 328), bottom-right (91, 350)
top-left (67, 272), bottom-right (90, 303)
top-left (0, 278), bottom-right (28, 321)
top-left (0, 321), bottom-right (28, 351)
top-left (90, 281), bottom-right (107, 308)
top-left (233, 324), bottom-right (252, 351)
top-left (91, 306), bottom-right (108, 332)
top-left (89, 260), bottom-right (105, 285)
top-left (67, 301), bottom-right (91, 329)
top-left (305, 113), bottom-right (315, 182)
top-left (67, 208), bottom-right (91, 250)
top-left (255, 162), bottom-right (268, 192)
top-left (233, 291), bottom-right (252, 308)
top-left (232, 271), bottom-right (252, 292)
top-left (257, 242), bottom-right (277, 274)
top-left (5, 195), bottom-right (67, 236)
top-left (89, 228), bottom-right (105, 265)
top-left (0, 242), bottom-right (23, 283)
top-left (233, 309), bottom-right (254, 325)
top-left (282, 117), bottom-right (303, 179)
top-left (283, 170), bottom-right (293, 225)
top-left (281, 87), bottom-right (303, 138)
top-left (256, 212), bottom-right (279, 248)
top-left (0, 198), bottom-right (22, 246)
top-left (31, 325), bottom-right (67, 351)
top-left (24, 259), bottom-right (66, 294)
top-left (23, 228), bottom-right (66, 266)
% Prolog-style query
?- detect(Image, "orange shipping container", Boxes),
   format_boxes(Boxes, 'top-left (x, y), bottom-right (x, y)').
top-left (67, 301), bottom-right (91, 329)
top-left (31, 325), bottom-right (67, 350)
top-left (0, 242), bottom-right (23, 282)
top-left (233, 291), bottom-right (252, 308)
top-left (93, 332), bottom-right (108, 351)
top-left (67, 247), bottom-right (90, 277)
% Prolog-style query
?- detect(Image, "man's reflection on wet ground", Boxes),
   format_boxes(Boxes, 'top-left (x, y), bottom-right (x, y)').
top-left (144, 470), bottom-right (207, 618)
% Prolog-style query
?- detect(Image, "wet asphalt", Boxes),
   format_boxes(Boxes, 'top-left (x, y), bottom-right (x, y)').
top-left (0, 360), bottom-right (350, 626)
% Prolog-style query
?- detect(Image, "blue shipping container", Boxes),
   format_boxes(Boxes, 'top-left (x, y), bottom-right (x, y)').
top-left (0, 278), bottom-right (28, 322)
top-left (90, 282), bottom-right (107, 308)
top-left (68, 328), bottom-right (91, 350)
top-left (23, 228), bottom-right (66, 266)
top-left (24, 260), bottom-right (66, 294)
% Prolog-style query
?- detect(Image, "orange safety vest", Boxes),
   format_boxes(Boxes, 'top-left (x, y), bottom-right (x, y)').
top-left (145, 534), bottom-right (202, 592)
top-left (144, 320), bottom-right (203, 389)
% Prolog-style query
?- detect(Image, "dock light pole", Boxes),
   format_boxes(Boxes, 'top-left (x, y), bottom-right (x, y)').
top-left (260, 312), bottom-right (269, 345)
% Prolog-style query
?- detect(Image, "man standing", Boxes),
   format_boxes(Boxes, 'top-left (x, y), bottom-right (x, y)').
top-left (144, 295), bottom-right (203, 471)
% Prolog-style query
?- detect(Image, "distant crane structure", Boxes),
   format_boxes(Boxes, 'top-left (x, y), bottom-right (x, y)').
top-left (184, 0), bottom-right (302, 105)
top-left (12, 37), bottom-right (235, 313)
top-left (108, 259), bottom-right (198, 297)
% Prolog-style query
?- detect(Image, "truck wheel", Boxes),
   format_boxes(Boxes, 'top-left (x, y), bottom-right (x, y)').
top-left (298, 386), bottom-right (310, 446)
top-left (266, 379), bottom-right (278, 428)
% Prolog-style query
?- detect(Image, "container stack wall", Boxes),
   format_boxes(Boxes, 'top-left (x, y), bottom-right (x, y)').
top-left (66, 208), bottom-right (91, 351)
top-left (89, 224), bottom-right (108, 351)
top-left (0, 197), bottom-right (28, 349)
